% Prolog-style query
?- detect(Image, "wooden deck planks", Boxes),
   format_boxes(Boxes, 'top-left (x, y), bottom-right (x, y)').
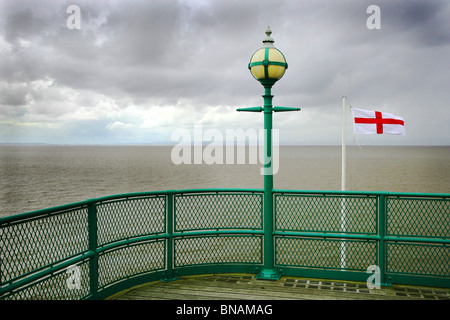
top-left (108, 274), bottom-right (450, 301)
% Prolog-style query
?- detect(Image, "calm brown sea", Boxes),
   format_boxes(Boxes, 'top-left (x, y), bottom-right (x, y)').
top-left (1, 145), bottom-right (449, 217)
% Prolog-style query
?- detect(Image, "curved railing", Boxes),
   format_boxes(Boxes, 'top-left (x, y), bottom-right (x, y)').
top-left (1, 189), bottom-right (449, 300)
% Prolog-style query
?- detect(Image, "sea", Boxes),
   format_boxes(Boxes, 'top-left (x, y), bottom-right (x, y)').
top-left (1, 145), bottom-right (449, 217)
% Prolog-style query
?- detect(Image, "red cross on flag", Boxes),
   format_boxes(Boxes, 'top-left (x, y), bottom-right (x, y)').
top-left (352, 108), bottom-right (405, 135)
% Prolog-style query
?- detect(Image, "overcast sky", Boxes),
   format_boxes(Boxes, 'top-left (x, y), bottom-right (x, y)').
top-left (1, 0), bottom-right (449, 146)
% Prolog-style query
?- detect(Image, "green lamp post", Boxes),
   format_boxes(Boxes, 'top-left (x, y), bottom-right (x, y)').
top-left (238, 26), bottom-right (300, 280)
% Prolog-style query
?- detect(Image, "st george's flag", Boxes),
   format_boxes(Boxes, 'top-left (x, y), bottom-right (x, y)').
top-left (352, 108), bottom-right (405, 135)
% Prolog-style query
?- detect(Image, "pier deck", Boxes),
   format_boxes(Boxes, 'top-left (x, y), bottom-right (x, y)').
top-left (108, 273), bottom-right (450, 300)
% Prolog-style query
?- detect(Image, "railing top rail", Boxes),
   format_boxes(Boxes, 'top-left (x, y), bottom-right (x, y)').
top-left (0, 188), bottom-right (264, 224)
top-left (274, 189), bottom-right (450, 198)
top-left (2, 188), bottom-right (448, 224)
top-left (0, 201), bottom-right (90, 225)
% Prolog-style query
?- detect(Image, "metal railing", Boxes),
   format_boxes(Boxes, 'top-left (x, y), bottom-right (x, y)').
top-left (1, 189), bottom-right (449, 300)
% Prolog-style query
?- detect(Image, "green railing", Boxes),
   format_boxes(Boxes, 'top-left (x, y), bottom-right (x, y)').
top-left (1, 189), bottom-right (449, 300)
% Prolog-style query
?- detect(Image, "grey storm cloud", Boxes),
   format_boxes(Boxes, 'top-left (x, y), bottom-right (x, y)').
top-left (0, 0), bottom-right (449, 145)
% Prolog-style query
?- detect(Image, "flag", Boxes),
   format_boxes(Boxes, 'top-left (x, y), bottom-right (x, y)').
top-left (352, 108), bottom-right (405, 135)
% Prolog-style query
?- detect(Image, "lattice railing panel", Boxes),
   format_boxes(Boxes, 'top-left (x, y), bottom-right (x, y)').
top-left (175, 236), bottom-right (262, 267)
top-left (97, 196), bottom-right (165, 246)
top-left (175, 193), bottom-right (262, 232)
top-left (1, 207), bottom-right (89, 284)
top-left (387, 242), bottom-right (449, 277)
top-left (275, 194), bottom-right (377, 234)
top-left (275, 237), bottom-right (377, 271)
top-left (98, 240), bottom-right (165, 288)
top-left (2, 259), bottom-right (90, 300)
top-left (387, 197), bottom-right (449, 238)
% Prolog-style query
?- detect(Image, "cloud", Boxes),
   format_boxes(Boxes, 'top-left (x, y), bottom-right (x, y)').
top-left (106, 121), bottom-right (133, 130)
top-left (0, 0), bottom-right (449, 145)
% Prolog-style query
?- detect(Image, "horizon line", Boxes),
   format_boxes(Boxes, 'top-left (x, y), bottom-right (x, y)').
top-left (0, 143), bottom-right (448, 147)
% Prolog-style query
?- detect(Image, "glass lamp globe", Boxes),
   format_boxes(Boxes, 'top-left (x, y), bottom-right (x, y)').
top-left (248, 26), bottom-right (288, 87)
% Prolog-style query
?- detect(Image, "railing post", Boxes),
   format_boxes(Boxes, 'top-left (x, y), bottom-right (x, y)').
top-left (88, 202), bottom-right (99, 299)
top-left (378, 193), bottom-right (391, 286)
top-left (163, 193), bottom-right (177, 282)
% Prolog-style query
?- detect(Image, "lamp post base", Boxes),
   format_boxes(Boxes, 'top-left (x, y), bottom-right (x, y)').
top-left (255, 268), bottom-right (282, 281)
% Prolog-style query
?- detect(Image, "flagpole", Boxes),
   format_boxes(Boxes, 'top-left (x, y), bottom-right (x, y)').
top-left (341, 96), bottom-right (346, 191)
top-left (341, 96), bottom-right (347, 269)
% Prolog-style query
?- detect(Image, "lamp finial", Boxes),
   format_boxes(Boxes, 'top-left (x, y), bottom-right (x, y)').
top-left (263, 26), bottom-right (274, 45)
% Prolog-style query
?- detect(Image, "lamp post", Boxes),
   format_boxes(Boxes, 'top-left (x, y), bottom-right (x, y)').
top-left (238, 27), bottom-right (300, 280)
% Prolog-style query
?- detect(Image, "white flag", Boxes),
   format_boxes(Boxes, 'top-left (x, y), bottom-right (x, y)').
top-left (352, 108), bottom-right (405, 135)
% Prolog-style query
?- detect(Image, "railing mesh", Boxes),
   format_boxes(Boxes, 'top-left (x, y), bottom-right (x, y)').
top-left (387, 243), bottom-right (449, 277)
top-left (97, 196), bottom-right (166, 246)
top-left (2, 258), bottom-right (91, 300)
top-left (98, 240), bottom-right (166, 288)
top-left (275, 194), bottom-right (377, 234)
top-left (175, 193), bottom-right (262, 232)
top-left (387, 197), bottom-right (449, 238)
top-left (276, 237), bottom-right (377, 271)
top-left (1, 206), bottom-right (89, 284)
top-left (175, 236), bottom-right (262, 267)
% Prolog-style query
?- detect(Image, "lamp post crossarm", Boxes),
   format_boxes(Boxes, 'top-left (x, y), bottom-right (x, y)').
top-left (236, 106), bottom-right (264, 112)
top-left (236, 106), bottom-right (300, 113)
top-left (272, 106), bottom-right (301, 112)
